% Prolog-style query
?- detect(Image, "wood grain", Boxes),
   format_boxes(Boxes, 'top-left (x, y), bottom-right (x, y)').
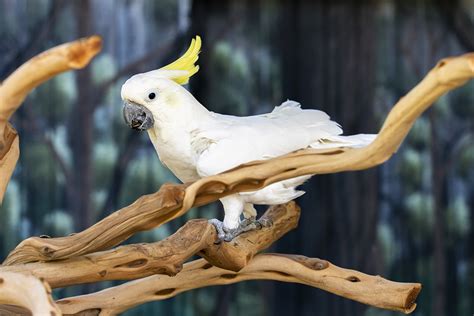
top-left (6, 54), bottom-right (474, 267)
top-left (2, 203), bottom-right (300, 287)
top-left (0, 35), bottom-right (101, 202)
top-left (57, 254), bottom-right (421, 315)
top-left (0, 271), bottom-right (60, 315)
top-left (3, 45), bottom-right (474, 316)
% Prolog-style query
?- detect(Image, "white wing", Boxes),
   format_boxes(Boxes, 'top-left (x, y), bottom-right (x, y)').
top-left (194, 100), bottom-right (375, 177)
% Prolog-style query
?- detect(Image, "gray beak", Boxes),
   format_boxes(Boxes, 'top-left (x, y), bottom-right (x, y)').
top-left (123, 101), bottom-right (154, 131)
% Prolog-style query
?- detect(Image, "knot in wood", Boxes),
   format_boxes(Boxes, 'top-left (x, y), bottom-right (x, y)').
top-left (287, 255), bottom-right (329, 270)
top-left (41, 246), bottom-right (56, 257)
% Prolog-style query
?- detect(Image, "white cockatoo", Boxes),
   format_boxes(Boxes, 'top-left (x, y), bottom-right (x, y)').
top-left (121, 36), bottom-right (376, 241)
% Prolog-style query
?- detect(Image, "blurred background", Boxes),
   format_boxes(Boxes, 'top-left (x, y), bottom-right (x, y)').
top-left (0, 0), bottom-right (473, 315)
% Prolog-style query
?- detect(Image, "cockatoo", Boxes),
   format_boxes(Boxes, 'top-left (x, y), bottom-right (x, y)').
top-left (121, 36), bottom-right (376, 241)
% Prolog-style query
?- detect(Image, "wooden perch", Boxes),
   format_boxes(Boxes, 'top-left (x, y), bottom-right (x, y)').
top-left (1, 202), bottom-right (300, 287)
top-left (0, 35), bottom-right (102, 202)
top-left (3, 183), bottom-right (186, 265)
top-left (1, 203), bottom-right (421, 314)
top-left (5, 53), bottom-right (474, 267)
top-left (56, 254), bottom-right (421, 315)
top-left (0, 271), bottom-right (60, 315)
top-left (2, 42), bottom-right (474, 316)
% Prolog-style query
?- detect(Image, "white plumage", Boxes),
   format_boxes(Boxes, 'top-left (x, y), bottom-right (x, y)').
top-left (121, 36), bottom-right (376, 236)
top-left (195, 100), bottom-right (376, 176)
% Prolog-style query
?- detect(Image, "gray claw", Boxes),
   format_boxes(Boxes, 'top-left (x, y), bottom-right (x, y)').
top-left (240, 216), bottom-right (256, 227)
top-left (209, 219), bottom-right (226, 243)
top-left (258, 217), bottom-right (273, 228)
top-left (222, 229), bottom-right (239, 242)
top-left (209, 216), bottom-right (274, 242)
top-left (209, 217), bottom-right (273, 244)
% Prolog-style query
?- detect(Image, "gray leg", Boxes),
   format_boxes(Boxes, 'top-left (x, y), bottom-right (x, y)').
top-left (208, 218), bottom-right (226, 242)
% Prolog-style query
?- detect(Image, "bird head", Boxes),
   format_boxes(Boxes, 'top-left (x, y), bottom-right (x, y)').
top-left (121, 36), bottom-right (202, 131)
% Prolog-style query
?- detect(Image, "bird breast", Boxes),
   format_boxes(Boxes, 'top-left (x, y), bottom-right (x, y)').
top-left (147, 127), bottom-right (201, 183)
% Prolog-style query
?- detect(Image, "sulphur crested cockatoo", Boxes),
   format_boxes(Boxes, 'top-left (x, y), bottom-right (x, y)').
top-left (121, 36), bottom-right (376, 241)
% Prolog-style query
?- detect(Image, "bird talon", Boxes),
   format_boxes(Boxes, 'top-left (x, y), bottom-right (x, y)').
top-left (209, 219), bottom-right (226, 243)
top-left (223, 231), bottom-right (237, 242)
top-left (209, 215), bottom-right (273, 242)
top-left (258, 217), bottom-right (273, 228)
top-left (240, 216), bottom-right (256, 227)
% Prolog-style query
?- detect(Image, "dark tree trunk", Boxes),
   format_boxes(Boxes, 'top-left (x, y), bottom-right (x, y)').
top-left (430, 112), bottom-right (448, 316)
top-left (189, 1), bottom-right (379, 315)
top-left (68, 0), bottom-right (94, 230)
top-left (99, 131), bottom-right (140, 218)
top-left (189, 0), bottom-right (230, 105)
top-left (275, 0), bottom-right (378, 315)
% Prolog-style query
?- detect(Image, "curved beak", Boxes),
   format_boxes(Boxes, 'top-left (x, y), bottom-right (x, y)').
top-left (122, 101), bottom-right (154, 131)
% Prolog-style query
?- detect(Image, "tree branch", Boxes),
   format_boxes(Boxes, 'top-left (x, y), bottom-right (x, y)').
top-left (4, 40), bottom-right (474, 316)
top-left (5, 53), bottom-right (474, 267)
top-left (3, 183), bottom-right (185, 265)
top-left (0, 35), bottom-right (102, 202)
top-left (0, 35), bottom-right (102, 140)
top-left (0, 271), bottom-right (60, 315)
top-left (0, 203), bottom-right (421, 315)
top-left (56, 254), bottom-right (421, 315)
top-left (1, 202), bottom-right (300, 287)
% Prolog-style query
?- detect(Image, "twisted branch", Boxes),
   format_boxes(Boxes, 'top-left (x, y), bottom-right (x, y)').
top-left (0, 35), bottom-right (102, 202)
top-left (2, 41), bottom-right (474, 315)
top-left (56, 254), bottom-right (421, 315)
top-left (0, 202), bottom-right (422, 314)
top-left (5, 53), bottom-right (474, 267)
top-left (0, 272), bottom-right (60, 315)
top-left (1, 202), bottom-right (422, 314)
top-left (2, 203), bottom-right (300, 287)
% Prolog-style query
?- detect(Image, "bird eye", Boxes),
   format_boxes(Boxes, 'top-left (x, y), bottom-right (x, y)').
top-left (148, 92), bottom-right (156, 100)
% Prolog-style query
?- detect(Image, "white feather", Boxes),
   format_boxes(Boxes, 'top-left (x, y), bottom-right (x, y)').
top-left (195, 100), bottom-right (346, 176)
top-left (122, 73), bottom-right (376, 230)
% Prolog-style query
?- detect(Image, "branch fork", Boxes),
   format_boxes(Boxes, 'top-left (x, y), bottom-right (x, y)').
top-left (2, 38), bottom-right (474, 315)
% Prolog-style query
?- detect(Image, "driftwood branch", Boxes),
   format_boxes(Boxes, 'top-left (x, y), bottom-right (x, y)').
top-left (5, 53), bottom-right (474, 267)
top-left (0, 35), bottom-right (102, 202)
top-left (0, 271), bottom-right (60, 315)
top-left (3, 183), bottom-right (185, 265)
top-left (1, 202), bottom-right (421, 314)
top-left (56, 254), bottom-right (421, 315)
top-left (2, 39), bottom-right (474, 315)
top-left (2, 203), bottom-right (300, 287)
top-left (0, 202), bottom-right (422, 314)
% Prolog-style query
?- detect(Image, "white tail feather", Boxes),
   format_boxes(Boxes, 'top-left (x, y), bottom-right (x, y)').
top-left (240, 175), bottom-right (310, 205)
top-left (310, 133), bottom-right (376, 149)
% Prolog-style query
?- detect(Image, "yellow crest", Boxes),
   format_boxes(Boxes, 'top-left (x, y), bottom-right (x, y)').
top-left (160, 36), bottom-right (201, 85)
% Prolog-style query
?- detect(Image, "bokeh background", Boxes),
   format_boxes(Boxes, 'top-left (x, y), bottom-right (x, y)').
top-left (1, 0), bottom-right (474, 315)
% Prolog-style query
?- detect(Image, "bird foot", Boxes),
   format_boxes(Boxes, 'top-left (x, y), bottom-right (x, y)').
top-left (209, 217), bottom-right (273, 243)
